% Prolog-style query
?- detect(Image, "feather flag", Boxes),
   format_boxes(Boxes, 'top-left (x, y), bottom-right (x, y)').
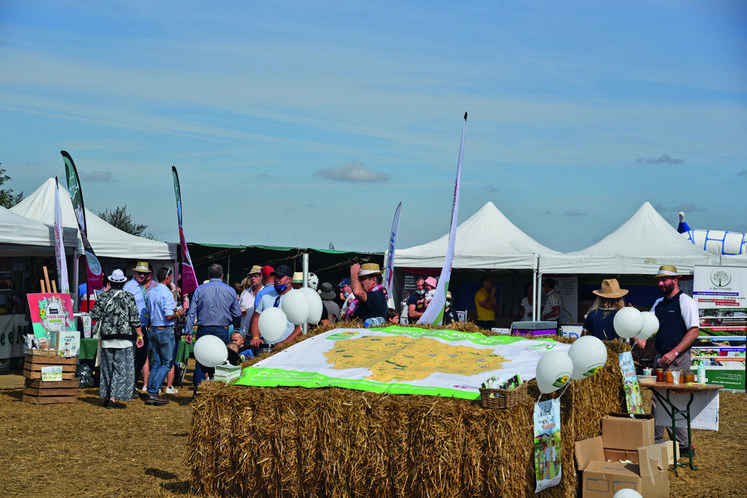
top-left (418, 112), bottom-right (467, 325)
top-left (53, 177), bottom-right (70, 293)
top-left (62, 151), bottom-right (103, 293)
top-left (383, 202), bottom-right (402, 301)
top-left (172, 166), bottom-right (198, 294)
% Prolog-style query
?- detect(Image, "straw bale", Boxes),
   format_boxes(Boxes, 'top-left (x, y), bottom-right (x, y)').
top-left (188, 326), bottom-right (628, 497)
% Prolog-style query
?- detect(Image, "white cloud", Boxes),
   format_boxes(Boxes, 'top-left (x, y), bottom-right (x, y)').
top-left (314, 161), bottom-right (388, 183)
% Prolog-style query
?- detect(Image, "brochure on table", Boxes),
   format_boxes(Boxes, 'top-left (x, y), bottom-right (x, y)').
top-left (693, 266), bottom-right (746, 391)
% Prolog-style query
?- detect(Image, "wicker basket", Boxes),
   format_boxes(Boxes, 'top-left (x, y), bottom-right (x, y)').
top-left (479, 381), bottom-right (529, 409)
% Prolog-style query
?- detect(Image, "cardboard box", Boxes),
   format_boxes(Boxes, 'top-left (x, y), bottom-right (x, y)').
top-left (601, 413), bottom-right (654, 451)
top-left (656, 440), bottom-right (675, 465)
top-left (575, 437), bottom-right (669, 498)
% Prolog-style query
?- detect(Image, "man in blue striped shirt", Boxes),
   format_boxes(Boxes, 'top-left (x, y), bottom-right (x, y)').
top-left (145, 267), bottom-right (184, 405)
top-left (186, 263), bottom-right (241, 390)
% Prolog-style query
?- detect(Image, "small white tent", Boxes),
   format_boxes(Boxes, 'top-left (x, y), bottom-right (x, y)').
top-left (0, 205), bottom-right (78, 256)
top-left (395, 201), bottom-right (560, 270)
top-left (12, 178), bottom-right (176, 261)
top-left (539, 202), bottom-right (719, 275)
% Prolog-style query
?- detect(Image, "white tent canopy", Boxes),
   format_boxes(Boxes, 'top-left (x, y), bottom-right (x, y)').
top-left (12, 178), bottom-right (176, 260)
top-left (0, 205), bottom-right (79, 256)
top-left (539, 202), bottom-right (720, 275)
top-left (395, 201), bottom-right (559, 270)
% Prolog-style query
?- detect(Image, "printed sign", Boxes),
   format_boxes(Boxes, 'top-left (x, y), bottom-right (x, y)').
top-left (534, 398), bottom-right (562, 493)
top-left (27, 293), bottom-right (76, 343)
top-left (41, 365), bottom-right (63, 381)
top-left (619, 351), bottom-right (644, 414)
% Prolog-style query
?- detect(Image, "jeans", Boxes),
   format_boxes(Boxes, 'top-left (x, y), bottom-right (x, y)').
top-left (147, 327), bottom-right (175, 396)
top-left (193, 325), bottom-right (230, 390)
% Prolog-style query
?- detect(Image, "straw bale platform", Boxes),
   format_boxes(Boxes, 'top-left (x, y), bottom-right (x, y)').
top-left (187, 331), bottom-right (627, 497)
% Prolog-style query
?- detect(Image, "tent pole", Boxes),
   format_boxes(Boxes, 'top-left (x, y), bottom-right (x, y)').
top-left (532, 258), bottom-right (537, 321)
top-left (535, 270), bottom-right (542, 321)
top-left (73, 247), bottom-right (80, 310)
top-left (302, 253), bottom-right (309, 335)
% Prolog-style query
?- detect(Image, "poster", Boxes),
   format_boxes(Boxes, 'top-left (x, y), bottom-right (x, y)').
top-left (619, 351), bottom-right (644, 414)
top-left (27, 293), bottom-right (76, 343)
top-left (533, 398), bottom-right (562, 493)
top-left (236, 326), bottom-right (570, 400)
top-left (693, 266), bottom-right (746, 390)
top-left (555, 276), bottom-right (578, 323)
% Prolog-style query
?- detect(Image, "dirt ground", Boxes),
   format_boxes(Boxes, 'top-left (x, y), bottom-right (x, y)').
top-left (0, 370), bottom-right (744, 497)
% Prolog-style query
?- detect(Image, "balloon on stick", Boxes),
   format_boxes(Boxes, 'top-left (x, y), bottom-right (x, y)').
top-left (613, 307), bottom-right (643, 339)
top-left (259, 307), bottom-right (288, 342)
top-left (568, 336), bottom-right (607, 380)
top-left (636, 312), bottom-right (659, 341)
top-left (300, 287), bottom-right (323, 324)
top-left (281, 290), bottom-right (310, 325)
top-left (536, 350), bottom-right (574, 394)
top-left (193, 335), bottom-right (228, 368)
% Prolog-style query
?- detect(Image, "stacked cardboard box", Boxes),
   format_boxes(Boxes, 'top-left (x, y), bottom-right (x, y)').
top-left (575, 413), bottom-right (668, 498)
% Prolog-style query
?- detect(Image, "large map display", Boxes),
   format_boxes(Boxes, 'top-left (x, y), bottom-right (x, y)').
top-left (234, 326), bottom-right (569, 400)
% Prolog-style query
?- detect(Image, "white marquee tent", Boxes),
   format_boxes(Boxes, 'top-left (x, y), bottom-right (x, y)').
top-left (11, 178), bottom-right (176, 261)
top-left (395, 201), bottom-right (559, 270)
top-left (0, 205), bottom-right (79, 256)
top-left (538, 202), bottom-right (721, 276)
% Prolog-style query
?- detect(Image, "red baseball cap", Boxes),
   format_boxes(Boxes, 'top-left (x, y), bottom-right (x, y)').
top-left (261, 265), bottom-right (274, 278)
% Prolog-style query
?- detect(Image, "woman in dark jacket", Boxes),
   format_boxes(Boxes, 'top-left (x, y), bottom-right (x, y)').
top-left (581, 279), bottom-right (628, 341)
top-left (90, 269), bottom-right (144, 409)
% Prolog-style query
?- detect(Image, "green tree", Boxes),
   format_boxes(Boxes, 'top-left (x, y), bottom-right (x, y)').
top-left (98, 205), bottom-right (154, 239)
top-left (0, 165), bottom-right (24, 208)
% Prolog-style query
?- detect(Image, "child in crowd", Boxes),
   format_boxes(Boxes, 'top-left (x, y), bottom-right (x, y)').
top-left (227, 332), bottom-right (253, 365)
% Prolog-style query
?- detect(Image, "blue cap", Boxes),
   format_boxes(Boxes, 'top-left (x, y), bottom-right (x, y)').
top-left (338, 277), bottom-right (351, 287)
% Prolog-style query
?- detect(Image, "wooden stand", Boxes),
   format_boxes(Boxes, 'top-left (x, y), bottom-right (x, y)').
top-left (22, 351), bottom-right (79, 404)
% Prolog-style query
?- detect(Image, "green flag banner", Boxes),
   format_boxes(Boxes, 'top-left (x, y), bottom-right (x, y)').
top-left (235, 326), bottom-right (569, 400)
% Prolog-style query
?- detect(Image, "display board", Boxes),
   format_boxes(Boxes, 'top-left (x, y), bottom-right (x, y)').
top-left (693, 266), bottom-right (746, 391)
top-left (26, 293), bottom-right (76, 343)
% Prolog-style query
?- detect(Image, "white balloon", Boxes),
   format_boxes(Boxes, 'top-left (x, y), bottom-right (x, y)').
top-left (568, 336), bottom-right (607, 380)
top-left (613, 489), bottom-right (642, 498)
top-left (636, 312), bottom-right (659, 341)
top-left (613, 307), bottom-right (643, 339)
top-left (281, 290), bottom-right (310, 325)
top-left (193, 335), bottom-right (228, 368)
top-left (300, 287), bottom-right (323, 324)
top-left (536, 350), bottom-right (574, 394)
top-left (259, 307), bottom-right (288, 342)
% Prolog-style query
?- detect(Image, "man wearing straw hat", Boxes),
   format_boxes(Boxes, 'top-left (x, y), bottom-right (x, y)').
top-left (124, 261), bottom-right (156, 393)
top-left (347, 262), bottom-right (387, 321)
top-left (637, 264), bottom-right (699, 456)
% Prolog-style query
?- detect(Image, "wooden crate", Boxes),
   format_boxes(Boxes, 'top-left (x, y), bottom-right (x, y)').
top-left (22, 351), bottom-right (79, 404)
top-left (22, 378), bottom-right (80, 404)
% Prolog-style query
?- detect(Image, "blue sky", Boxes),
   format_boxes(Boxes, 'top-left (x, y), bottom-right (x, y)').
top-left (1, 1), bottom-right (745, 253)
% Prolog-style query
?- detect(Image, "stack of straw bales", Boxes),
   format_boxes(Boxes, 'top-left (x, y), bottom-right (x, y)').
top-left (187, 326), bottom-right (627, 497)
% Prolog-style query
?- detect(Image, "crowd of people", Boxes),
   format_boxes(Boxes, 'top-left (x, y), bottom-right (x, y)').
top-left (89, 258), bottom-right (699, 460)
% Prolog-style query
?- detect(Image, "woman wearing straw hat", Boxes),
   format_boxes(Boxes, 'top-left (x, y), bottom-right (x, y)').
top-left (90, 269), bottom-right (144, 409)
top-left (581, 279), bottom-right (629, 340)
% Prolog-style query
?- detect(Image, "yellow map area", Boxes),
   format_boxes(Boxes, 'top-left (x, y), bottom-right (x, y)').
top-left (324, 335), bottom-right (506, 382)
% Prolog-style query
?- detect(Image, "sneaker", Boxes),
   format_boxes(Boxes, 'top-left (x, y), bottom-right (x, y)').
top-left (145, 394), bottom-right (169, 406)
top-left (165, 386), bottom-right (178, 394)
